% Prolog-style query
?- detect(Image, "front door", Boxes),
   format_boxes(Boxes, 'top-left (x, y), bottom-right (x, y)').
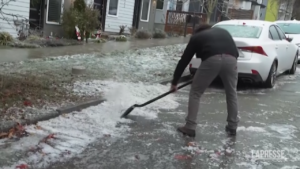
top-left (132, 0), bottom-right (141, 29)
top-left (94, 0), bottom-right (106, 31)
top-left (29, 0), bottom-right (44, 30)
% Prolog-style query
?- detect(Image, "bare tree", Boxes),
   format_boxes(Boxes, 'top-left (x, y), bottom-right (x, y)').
top-left (0, 0), bottom-right (30, 38)
top-left (292, 0), bottom-right (300, 19)
top-left (202, 0), bottom-right (218, 23)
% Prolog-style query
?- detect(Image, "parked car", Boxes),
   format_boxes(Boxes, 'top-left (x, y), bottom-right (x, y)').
top-left (189, 20), bottom-right (298, 88)
top-left (275, 20), bottom-right (300, 63)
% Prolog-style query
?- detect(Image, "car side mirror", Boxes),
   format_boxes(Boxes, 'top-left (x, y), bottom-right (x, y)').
top-left (286, 37), bottom-right (293, 42)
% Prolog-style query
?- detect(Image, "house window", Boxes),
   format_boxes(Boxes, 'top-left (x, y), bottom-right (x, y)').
top-left (108, 0), bottom-right (119, 16)
top-left (176, 1), bottom-right (183, 11)
top-left (141, 0), bottom-right (151, 21)
top-left (156, 0), bottom-right (163, 10)
top-left (46, 0), bottom-right (63, 24)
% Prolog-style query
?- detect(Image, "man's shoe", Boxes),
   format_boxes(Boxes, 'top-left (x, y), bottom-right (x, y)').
top-left (225, 125), bottom-right (236, 136)
top-left (177, 126), bottom-right (196, 137)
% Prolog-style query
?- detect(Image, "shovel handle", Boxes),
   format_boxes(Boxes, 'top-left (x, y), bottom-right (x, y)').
top-left (136, 80), bottom-right (193, 107)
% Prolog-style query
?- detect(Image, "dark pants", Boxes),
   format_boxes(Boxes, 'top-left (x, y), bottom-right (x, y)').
top-left (185, 54), bottom-right (239, 130)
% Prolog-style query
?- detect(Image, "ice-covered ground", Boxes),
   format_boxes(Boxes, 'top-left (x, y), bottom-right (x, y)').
top-left (0, 44), bottom-right (186, 83)
top-left (0, 44), bottom-right (188, 122)
top-left (1, 69), bottom-right (300, 168)
top-left (0, 81), bottom-right (179, 168)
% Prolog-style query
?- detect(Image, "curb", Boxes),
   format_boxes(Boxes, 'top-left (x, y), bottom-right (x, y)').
top-left (0, 74), bottom-right (192, 133)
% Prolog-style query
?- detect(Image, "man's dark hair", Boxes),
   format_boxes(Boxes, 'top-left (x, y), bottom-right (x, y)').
top-left (193, 24), bottom-right (212, 34)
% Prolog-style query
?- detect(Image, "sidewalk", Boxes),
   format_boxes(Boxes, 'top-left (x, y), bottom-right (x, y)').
top-left (0, 37), bottom-right (189, 63)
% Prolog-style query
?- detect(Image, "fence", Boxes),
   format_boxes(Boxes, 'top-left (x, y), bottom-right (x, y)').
top-left (227, 9), bottom-right (254, 19)
top-left (164, 10), bottom-right (207, 35)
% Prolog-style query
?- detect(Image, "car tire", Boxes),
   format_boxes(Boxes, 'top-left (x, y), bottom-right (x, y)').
top-left (264, 61), bottom-right (277, 88)
top-left (288, 53), bottom-right (298, 75)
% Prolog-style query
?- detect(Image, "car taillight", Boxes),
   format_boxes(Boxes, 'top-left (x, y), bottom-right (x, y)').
top-left (189, 64), bottom-right (192, 68)
top-left (238, 46), bottom-right (267, 56)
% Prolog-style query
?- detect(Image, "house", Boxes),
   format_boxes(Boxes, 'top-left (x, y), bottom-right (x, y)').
top-left (132, 0), bottom-right (157, 32)
top-left (0, 0), bottom-right (30, 38)
top-left (27, 0), bottom-right (138, 38)
top-left (259, 0), bottom-right (268, 20)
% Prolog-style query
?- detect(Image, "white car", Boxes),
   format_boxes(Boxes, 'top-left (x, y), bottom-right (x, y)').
top-left (275, 20), bottom-right (300, 63)
top-left (189, 20), bottom-right (298, 88)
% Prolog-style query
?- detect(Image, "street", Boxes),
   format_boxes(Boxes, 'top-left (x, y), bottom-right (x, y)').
top-left (46, 68), bottom-right (300, 169)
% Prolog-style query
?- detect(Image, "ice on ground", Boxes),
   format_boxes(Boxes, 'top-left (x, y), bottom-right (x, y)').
top-left (1, 81), bottom-right (180, 169)
top-left (281, 166), bottom-right (300, 169)
top-left (237, 126), bottom-right (266, 132)
top-left (268, 124), bottom-right (297, 140)
top-left (0, 44), bottom-right (187, 83)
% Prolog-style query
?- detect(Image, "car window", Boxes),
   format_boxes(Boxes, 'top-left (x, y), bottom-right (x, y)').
top-left (213, 24), bottom-right (262, 38)
top-left (275, 25), bottom-right (286, 39)
top-left (269, 26), bottom-right (281, 40)
top-left (276, 22), bottom-right (300, 34)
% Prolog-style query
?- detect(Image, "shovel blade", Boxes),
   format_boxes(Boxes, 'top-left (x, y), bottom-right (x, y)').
top-left (120, 106), bottom-right (135, 118)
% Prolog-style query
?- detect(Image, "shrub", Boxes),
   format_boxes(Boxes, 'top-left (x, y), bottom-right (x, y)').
top-left (26, 35), bottom-right (42, 41)
top-left (62, 0), bottom-right (100, 42)
top-left (152, 29), bottom-right (167, 39)
top-left (135, 30), bottom-right (151, 39)
top-left (119, 25), bottom-right (126, 35)
top-left (116, 35), bottom-right (127, 42)
top-left (97, 38), bottom-right (106, 43)
top-left (61, 9), bottom-right (79, 39)
top-left (73, 0), bottom-right (86, 12)
top-left (0, 32), bottom-right (13, 46)
top-left (128, 27), bottom-right (137, 35)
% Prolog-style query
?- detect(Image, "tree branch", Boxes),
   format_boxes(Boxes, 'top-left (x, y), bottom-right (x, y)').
top-left (0, 0), bottom-right (29, 38)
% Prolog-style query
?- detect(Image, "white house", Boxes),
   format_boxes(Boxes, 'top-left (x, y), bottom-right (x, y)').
top-left (104, 0), bottom-right (135, 33)
top-left (0, 0), bottom-right (30, 38)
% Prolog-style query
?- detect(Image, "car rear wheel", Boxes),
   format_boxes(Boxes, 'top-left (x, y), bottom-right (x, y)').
top-left (288, 53), bottom-right (298, 75)
top-left (264, 61), bottom-right (277, 88)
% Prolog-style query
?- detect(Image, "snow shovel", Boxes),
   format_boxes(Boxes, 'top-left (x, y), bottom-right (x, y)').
top-left (120, 80), bottom-right (193, 118)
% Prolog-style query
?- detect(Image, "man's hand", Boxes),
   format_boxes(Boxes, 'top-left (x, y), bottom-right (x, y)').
top-left (170, 84), bottom-right (178, 92)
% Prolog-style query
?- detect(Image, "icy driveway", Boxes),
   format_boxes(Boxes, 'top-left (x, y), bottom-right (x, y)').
top-left (0, 44), bottom-right (187, 83)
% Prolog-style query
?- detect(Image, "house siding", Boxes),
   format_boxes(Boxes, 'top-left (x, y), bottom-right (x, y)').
top-left (105, 0), bottom-right (135, 33)
top-left (138, 0), bottom-right (156, 31)
top-left (0, 0), bottom-right (30, 38)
